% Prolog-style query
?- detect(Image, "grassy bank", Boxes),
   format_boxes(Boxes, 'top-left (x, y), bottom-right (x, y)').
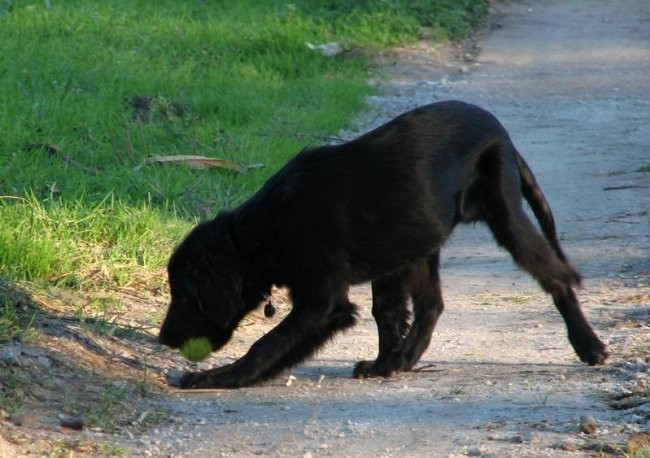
top-left (0, 0), bottom-right (488, 298)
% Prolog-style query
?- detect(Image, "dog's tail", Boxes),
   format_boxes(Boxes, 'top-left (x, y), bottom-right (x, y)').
top-left (515, 150), bottom-right (582, 285)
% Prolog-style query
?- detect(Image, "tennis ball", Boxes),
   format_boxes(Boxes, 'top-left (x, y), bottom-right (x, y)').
top-left (179, 337), bottom-right (212, 362)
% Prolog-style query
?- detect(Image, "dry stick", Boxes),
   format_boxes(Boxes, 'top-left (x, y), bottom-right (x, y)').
top-left (62, 156), bottom-right (101, 173)
top-left (603, 185), bottom-right (648, 191)
top-left (0, 195), bottom-right (29, 202)
top-left (27, 143), bottom-right (100, 173)
top-left (412, 363), bottom-right (443, 372)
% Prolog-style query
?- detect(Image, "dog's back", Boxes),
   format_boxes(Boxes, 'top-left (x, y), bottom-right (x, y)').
top-left (235, 101), bottom-right (518, 283)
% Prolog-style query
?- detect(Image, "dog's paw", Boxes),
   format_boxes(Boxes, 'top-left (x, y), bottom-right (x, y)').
top-left (178, 371), bottom-right (209, 389)
top-left (171, 364), bottom-right (250, 389)
top-left (571, 334), bottom-right (610, 366)
top-left (352, 360), bottom-right (374, 379)
top-left (353, 360), bottom-right (396, 379)
top-left (165, 369), bottom-right (208, 389)
top-left (582, 343), bottom-right (610, 366)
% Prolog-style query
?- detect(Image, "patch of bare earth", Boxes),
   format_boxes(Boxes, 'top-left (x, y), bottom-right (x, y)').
top-left (0, 280), bottom-right (171, 455)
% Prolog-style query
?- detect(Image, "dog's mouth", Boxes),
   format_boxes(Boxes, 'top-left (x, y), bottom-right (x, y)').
top-left (207, 330), bottom-right (233, 353)
top-left (158, 328), bottom-right (232, 355)
top-left (158, 327), bottom-right (182, 349)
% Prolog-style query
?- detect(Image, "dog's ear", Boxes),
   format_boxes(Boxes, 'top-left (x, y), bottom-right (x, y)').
top-left (195, 260), bottom-right (243, 329)
top-left (193, 214), bottom-right (246, 333)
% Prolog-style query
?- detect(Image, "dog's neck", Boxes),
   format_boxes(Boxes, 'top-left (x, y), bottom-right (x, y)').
top-left (223, 210), bottom-right (279, 297)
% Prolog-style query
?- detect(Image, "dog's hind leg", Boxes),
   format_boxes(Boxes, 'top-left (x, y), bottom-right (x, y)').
top-left (467, 149), bottom-right (609, 365)
top-left (180, 283), bottom-right (358, 388)
top-left (398, 252), bottom-right (445, 371)
top-left (354, 253), bottom-right (444, 378)
top-left (486, 205), bottom-right (608, 365)
top-left (353, 269), bottom-right (411, 378)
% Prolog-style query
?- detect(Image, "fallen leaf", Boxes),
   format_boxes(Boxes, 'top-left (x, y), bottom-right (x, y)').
top-left (306, 41), bottom-right (343, 57)
top-left (143, 155), bottom-right (263, 172)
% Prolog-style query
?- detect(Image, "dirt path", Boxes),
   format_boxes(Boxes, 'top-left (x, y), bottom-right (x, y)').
top-left (3, 1), bottom-right (648, 456)
top-left (132, 1), bottom-right (650, 457)
top-left (115, 1), bottom-right (650, 456)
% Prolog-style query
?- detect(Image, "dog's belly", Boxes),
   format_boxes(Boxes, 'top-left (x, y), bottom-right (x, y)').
top-left (343, 218), bottom-right (447, 282)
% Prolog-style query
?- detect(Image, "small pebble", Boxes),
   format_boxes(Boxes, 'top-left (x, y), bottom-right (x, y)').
top-left (579, 414), bottom-right (597, 434)
top-left (36, 356), bottom-right (52, 369)
top-left (59, 414), bottom-right (85, 430)
top-left (0, 345), bottom-right (22, 366)
top-left (9, 413), bottom-right (24, 426)
top-left (196, 362), bottom-right (211, 371)
top-left (21, 347), bottom-right (45, 358)
top-left (166, 369), bottom-right (186, 386)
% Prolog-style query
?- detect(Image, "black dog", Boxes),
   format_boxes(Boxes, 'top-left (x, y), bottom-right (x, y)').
top-left (159, 101), bottom-right (609, 388)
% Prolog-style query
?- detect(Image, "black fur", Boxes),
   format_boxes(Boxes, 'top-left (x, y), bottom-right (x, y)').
top-left (159, 101), bottom-right (609, 388)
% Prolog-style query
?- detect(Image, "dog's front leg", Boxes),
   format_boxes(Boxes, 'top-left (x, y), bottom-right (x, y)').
top-left (178, 287), bottom-right (357, 388)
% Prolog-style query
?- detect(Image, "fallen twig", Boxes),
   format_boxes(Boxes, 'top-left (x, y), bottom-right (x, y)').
top-left (27, 143), bottom-right (101, 173)
top-left (603, 185), bottom-right (649, 191)
top-left (142, 155), bottom-right (263, 173)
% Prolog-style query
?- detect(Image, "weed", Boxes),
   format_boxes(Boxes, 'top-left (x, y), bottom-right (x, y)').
top-left (96, 442), bottom-right (127, 456)
top-left (86, 385), bottom-right (130, 431)
top-left (136, 353), bottom-right (153, 398)
top-left (632, 448), bottom-right (650, 458)
top-left (609, 443), bottom-right (650, 458)
top-left (449, 384), bottom-right (466, 396)
top-left (0, 366), bottom-right (26, 414)
top-left (0, 295), bottom-right (37, 343)
top-left (525, 379), bottom-right (550, 407)
top-left (533, 392), bottom-right (549, 408)
top-left (637, 163), bottom-right (650, 173)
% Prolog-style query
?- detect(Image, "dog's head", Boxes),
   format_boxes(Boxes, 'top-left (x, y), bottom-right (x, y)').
top-left (159, 213), bottom-right (248, 354)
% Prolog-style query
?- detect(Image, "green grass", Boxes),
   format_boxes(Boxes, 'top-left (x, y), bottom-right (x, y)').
top-left (1, 194), bottom-right (189, 289)
top-left (0, 291), bottom-right (37, 343)
top-left (0, 0), bottom-right (488, 291)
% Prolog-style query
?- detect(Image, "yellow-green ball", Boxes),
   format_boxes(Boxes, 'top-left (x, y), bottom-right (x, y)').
top-left (179, 337), bottom-right (212, 362)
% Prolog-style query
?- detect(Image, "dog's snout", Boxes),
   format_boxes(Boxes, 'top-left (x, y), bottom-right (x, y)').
top-left (158, 326), bottom-right (171, 346)
top-left (158, 320), bottom-right (180, 348)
